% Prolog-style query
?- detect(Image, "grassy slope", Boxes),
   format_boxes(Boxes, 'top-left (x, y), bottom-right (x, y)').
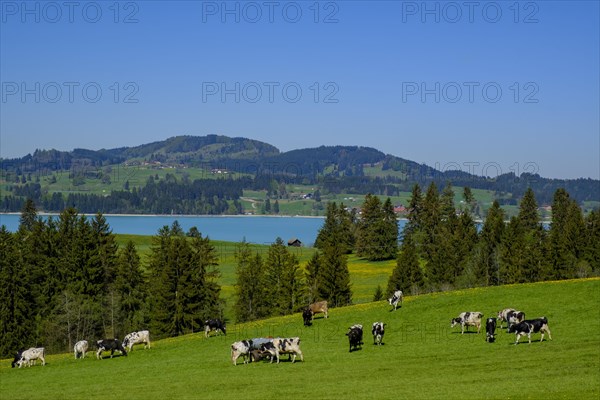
top-left (2, 279), bottom-right (598, 399)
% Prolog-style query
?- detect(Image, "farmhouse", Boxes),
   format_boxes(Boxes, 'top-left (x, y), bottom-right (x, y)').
top-left (287, 238), bottom-right (302, 247)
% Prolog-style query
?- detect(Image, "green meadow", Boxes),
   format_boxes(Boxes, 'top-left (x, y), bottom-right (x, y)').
top-left (2, 279), bottom-right (599, 399)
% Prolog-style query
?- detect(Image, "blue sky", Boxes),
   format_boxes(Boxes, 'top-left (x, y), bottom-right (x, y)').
top-left (1, 1), bottom-right (598, 179)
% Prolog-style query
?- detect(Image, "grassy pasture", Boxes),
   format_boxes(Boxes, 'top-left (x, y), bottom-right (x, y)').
top-left (2, 279), bottom-right (598, 399)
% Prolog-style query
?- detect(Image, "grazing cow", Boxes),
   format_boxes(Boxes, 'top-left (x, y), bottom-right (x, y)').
top-left (308, 300), bottom-right (328, 320)
top-left (303, 308), bottom-right (313, 326)
top-left (204, 319), bottom-right (226, 337)
top-left (485, 318), bottom-right (497, 343)
top-left (497, 308), bottom-right (516, 329)
top-left (258, 341), bottom-right (279, 363)
top-left (74, 340), bottom-right (89, 359)
top-left (11, 349), bottom-right (25, 368)
top-left (451, 312), bottom-right (484, 334)
top-left (506, 310), bottom-right (526, 331)
top-left (271, 337), bottom-right (304, 363)
top-left (388, 290), bottom-right (403, 311)
top-left (123, 330), bottom-right (151, 352)
top-left (372, 322), bottom-right (385, 345)
top-left (96, 339), bottom-right (127, 359)
top-left (231, 340), bottom-right (253, 365)
top-left (16, 347), bottom-right (46, 368)
top-left (346, 324), bottom-right (364, 352)
top-left (508, 317), bottom-right (552, 345)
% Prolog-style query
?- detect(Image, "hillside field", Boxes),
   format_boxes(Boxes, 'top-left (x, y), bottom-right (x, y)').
top-left (1, 279), bottom-right (598, 399)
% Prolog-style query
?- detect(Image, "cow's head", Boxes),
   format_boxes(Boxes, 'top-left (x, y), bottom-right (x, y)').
top-left (450, 318), bottom-right (462, 327)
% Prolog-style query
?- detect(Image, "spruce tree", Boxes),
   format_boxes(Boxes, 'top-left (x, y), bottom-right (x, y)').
top-left (356, 195), bottom-right (397, 260)
top-left (264, 238), bottom-right (305, 315)
top-left (0, 227), bottom-right (37, 357)
top-left (234, 241), bottom-right (269, 322)
top-left (356, 194), bottom-right (383, 258)
top-left (499, 217), bottom-right (525, 284)
top-left (186, 228), bottom-right (222, 331)
top-left (518, 188), bottom-right (539, 231)
top-left (115, 241), bottom-right (147, 335)
top-left (405, 183), bottom-right (423, 236)
top-left (473, 201), bottom-right (505, 285)
top-left (316, 202), bottom-right (355, 253)
top-left (387, 234), bottom-right (423, 295)
top-left (148, 222), bottom-right (222, 337)
top-left (318, 239), bottom-right (352, 307)
top-left (305, 251), bottom-right (324, 304)
top-left (583, 210), bottom-right (600, 274)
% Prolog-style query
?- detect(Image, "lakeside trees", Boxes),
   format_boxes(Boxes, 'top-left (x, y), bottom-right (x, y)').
top-left (386, 184), bottom-right (599, 296)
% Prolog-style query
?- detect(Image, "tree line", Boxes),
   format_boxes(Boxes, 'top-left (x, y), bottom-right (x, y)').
top-left (392, 185), bottom-right (598, 295)
top-left (0, 201), bottom-right (222, 358)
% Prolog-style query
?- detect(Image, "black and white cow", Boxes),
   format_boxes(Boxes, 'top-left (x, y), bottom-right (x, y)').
top-left (123, 330), bottom-right (151, 352)
top-left (506, 310), bottom-right (526, 331)
top-left (231, 340), bottom-right (253, 365)
top-left (204, 319), bottom-right (226, 337)
top-left (16, 347), bottom-right (46, 368)
top-left (346, 324), bottom-right (364, 352)
top-left (74, 340), bottom-right (89, 359)
top-left (303, 308), bottom-right (313, 326)
top-left (485, 318), bottom-right (497, 343)
top-left (372, 322), bottom-right (385, 345)
top-left (11, 349), bottom-right (25, 368)
top-left (272, 337), bottom-right (304, 363)
top-left (497, 308), bottom-right (516, 329)
top-left (451, 312), bottom-right (484, 334)
top-left (388, 290), bottom-right (403, 311)
top-left (96, 339), bottom-right (127, 359)
top-left (508, 317), bottom-right (552, 345)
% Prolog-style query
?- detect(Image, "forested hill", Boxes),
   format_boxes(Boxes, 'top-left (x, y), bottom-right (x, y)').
top-left (1, 135), bottom-right (598, 214)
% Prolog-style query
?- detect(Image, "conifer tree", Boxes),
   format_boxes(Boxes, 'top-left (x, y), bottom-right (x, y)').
top-left (264, 238), bottom-right (305, 315)
top-left (115, 240), bottom-right (147, 334)
top-left (316, 202), bottom-right (356, 253)
top-left (499, 217), bottom-right (525, 284)
top-left (318, 238), bottom-right (352, 307)
top-left (234, 242), bottom-right (269, 322)
top-left (518, 188), bottom-right (539, 231)
top-left (583, 210), bottom-right (600, 274)
top-left (405, 183), bottom-right (423, 236)
top-left (186, 228), bottom-right (222, 331)
top-left (148, 222), bottom-right (222, 337)
top-left (356, 195), bottom-right (397, 260)
top-left (387, 234), bottom-right (423, 295)
top-left (305, 251), bottom-right (324, 304)
top-left (473, 201), bottom-right (505, 286)
top-left (0, 227), bottom-right (37, 357)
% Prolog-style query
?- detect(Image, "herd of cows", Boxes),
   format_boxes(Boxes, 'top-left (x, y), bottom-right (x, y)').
top-left (8, 290), bottom-right (553, 369)
top-left (450, 308), bottom-right (553, 345)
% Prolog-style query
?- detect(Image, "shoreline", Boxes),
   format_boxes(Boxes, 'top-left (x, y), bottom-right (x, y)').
top-left (0, 212), bottom-right (327, 219)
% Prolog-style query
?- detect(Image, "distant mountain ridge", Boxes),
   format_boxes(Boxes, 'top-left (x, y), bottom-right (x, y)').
top-left (1, 134), bottom-right (598, 205)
